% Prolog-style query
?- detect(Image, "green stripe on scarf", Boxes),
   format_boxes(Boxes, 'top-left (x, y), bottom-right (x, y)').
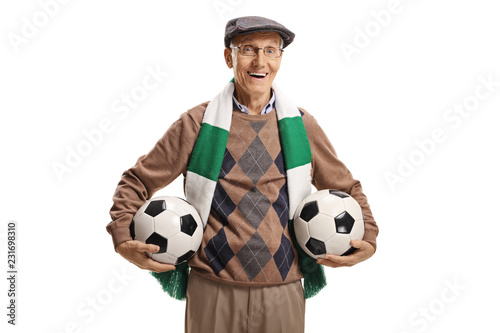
top-left (278, 116), bottom-right (312, 169)
top-left (187, 123), bottom-right (228, 181)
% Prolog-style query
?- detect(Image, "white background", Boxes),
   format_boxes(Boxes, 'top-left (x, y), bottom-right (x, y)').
top-left (1, 0), bottom-right (499, 332)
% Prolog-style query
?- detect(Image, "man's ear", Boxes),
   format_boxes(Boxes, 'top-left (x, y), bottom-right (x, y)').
top-left (224, 48), bottom-right (233, 69)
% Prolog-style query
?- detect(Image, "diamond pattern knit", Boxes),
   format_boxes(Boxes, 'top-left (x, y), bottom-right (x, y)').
top-left (188, 108), bottom-right (303, 286)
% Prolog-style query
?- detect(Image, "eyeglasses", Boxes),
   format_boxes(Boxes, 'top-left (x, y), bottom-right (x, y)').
top-left (230, 45), bottom-right (283, 58)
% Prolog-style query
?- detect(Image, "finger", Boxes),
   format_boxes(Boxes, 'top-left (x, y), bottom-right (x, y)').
top-left (351, 240), bottom-right (375, 258)
top-left (316, 258), bottom-right (333, 267)
top-left (146, 259), bottom-right (176, 273)
top-left (324, 254), bottom-right (358, 266)
top-left (147, 244), bottom-right (161, 253)
top-left (323, 254), bottom-right (351, 264)
top-left (136, 242), bottom-right (160, 254)
top-left (350, 239), bottom-right (363, 249)
top-left (317, 258), bottom-right (348, 268)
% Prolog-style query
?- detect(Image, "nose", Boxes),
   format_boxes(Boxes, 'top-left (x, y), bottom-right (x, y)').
top-left (252, 49), bottom-right (266, 66)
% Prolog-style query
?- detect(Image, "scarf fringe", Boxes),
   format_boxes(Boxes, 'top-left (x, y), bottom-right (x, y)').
top-left (150, 263), bottom-right (189, 301)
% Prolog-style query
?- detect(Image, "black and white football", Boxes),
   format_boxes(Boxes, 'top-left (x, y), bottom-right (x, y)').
top-left (130, 196), bottom-right (203, 265)
top-left (293, 189), bottom-right (364, 258)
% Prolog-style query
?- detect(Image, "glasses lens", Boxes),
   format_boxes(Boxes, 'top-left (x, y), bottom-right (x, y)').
top-left (264, 47), bottom-right (280, 58)
top-left (240, 45), bottom-right (256, 56)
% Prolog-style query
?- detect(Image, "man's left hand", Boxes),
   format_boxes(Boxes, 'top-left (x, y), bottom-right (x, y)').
top-left (316, 239), bottom-right (375, 268)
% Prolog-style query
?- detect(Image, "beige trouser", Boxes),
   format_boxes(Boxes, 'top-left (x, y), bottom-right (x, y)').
top-left (185, 271), bottom-right (306, 333)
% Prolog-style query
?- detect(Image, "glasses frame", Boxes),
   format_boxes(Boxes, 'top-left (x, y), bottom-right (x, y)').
top-left (230, 45), bottom-right (284, 58)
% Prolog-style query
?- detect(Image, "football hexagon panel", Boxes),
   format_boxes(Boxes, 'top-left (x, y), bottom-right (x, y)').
top-left (154, 210), bottom-right (182, 239)
top-left (293, 218), bottom-right (311, 249)
top-left (349, 219), bottom-right (365, 241)
top-left (134, 235), bottom-right (146, 244)
top-left (167, 232), bottom-right (195, 258)
top-left (146, 232), bottom-right (168, 253)
top-left (307, 213), bottom-right (337, 242)
top-left (134, 201), bottom-right (149, 219)
top-left (304, 190), bottom-right (329, 204)
top-left (293, 198), bottom-right (306, 221)
top-left (133, 213), bottom-right (155, 242)
top-left (335, 211), bottom-right (355, 234)
top-left (145, 200), bottom-right (167, 217)
top-left (190, 227), bottom-right (203, 250)
top-left (325, 233), bottom-right (352, 256)
top-left (165, 197), bottom-right (197, 217)
top-left (317, 193), bottom-right (346, 219)
top-left (343, 196), bottom-right (364, 221)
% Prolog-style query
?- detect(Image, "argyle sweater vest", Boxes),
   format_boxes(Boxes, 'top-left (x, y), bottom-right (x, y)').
top-left (187, 108), bottom-right (302, 285)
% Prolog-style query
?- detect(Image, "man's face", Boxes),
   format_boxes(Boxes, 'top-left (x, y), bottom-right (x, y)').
top-left (224, 31), bottom-right (282, 100)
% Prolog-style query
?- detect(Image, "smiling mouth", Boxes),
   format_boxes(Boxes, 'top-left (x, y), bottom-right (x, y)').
top-left (248, 72), bottom-right (268, 79)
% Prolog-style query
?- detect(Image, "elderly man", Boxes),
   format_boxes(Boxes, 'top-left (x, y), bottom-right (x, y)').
top-left (106, 16), bottom-right (378, 333)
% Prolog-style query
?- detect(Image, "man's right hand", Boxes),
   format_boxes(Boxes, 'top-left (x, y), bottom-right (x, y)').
top-left (116, 240), bottom-right (176, 273)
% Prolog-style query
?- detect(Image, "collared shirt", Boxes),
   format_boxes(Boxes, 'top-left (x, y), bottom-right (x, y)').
top-left (232, 90), bottom-right (276, 115)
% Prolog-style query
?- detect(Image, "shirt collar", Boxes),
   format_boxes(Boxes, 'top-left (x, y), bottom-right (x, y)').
top-left (232, 90), bottom-right (276, 115)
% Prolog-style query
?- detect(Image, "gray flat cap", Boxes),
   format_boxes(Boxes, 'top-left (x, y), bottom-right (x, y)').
top-left (224, 16), bottom-right (295, 48)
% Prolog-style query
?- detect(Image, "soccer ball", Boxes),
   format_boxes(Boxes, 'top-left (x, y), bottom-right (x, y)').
top-left (130, 196), bottom-right (203, 265)
top-left (293, 189), bottom-right (364, 258)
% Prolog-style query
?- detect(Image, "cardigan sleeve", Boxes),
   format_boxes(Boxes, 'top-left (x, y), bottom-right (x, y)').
top-left (105, 103), bottom-right (207, 251)
top-left (301, 108), bottom-right (379, 252)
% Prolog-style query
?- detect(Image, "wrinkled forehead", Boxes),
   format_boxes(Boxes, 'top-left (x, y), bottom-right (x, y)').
top-left (231, 31), bottom-right (281, 47)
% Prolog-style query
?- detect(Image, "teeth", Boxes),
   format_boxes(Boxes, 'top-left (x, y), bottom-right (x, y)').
top-left (249, 72), bottom-right (266, 77)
